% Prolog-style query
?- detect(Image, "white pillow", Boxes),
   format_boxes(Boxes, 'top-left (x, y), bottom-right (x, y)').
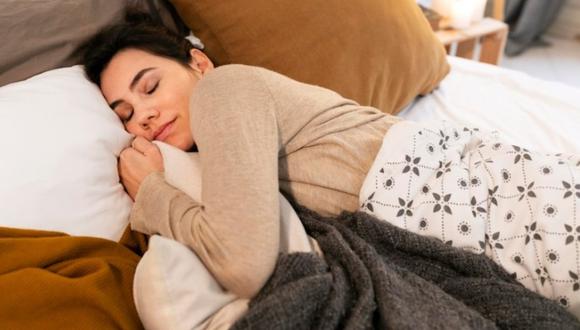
top-left (0, 66), bottom-right (133, 241)
top-left (134, 235), bottom-right (242, 330)
top-left (134, 142), bottom-right (316, 330)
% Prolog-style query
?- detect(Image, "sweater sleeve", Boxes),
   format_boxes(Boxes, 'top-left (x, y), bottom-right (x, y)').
top-left (129, 65), bottom-right (281, 298)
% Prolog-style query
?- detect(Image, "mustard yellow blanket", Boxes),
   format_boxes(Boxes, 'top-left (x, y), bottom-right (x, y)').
top-left (0, 226), bottom-right (147, 329)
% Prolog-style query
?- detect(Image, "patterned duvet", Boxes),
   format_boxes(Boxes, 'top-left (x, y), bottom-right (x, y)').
top-left (360, 120), bottom-right (580, 318)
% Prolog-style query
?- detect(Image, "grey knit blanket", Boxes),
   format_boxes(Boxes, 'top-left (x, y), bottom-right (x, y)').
top-left (232, 207), bottom-right (580, 330)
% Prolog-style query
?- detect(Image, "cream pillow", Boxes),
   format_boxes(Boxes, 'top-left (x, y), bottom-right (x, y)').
top-left (134, 141), bottom-right (315, 329)
top-left (0, 66), bottom-right (133, 240)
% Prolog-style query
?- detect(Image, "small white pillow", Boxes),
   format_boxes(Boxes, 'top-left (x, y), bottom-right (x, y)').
top-left (0, 66), bottom-right (133, 241)
top-left (134, 235), bottom-right (240, 330)
top-left (134, 142), bottom-right (315, 330)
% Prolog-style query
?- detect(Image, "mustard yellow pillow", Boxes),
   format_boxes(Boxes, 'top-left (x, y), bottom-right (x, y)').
top-left (170, 0), bottom-right (449, 114)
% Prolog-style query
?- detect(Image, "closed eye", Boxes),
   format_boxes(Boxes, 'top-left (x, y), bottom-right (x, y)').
top-left (147, 82), bottom-right (159, 95)
top-left (123, 109), bottom-right (134, 123)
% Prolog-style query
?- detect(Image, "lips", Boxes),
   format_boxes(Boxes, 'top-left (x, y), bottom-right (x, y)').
top-left (153, 119), bottom-right (176, 141)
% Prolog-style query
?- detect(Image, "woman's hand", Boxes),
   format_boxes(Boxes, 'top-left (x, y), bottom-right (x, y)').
top-left (119, 136), bottom-right (164, 200)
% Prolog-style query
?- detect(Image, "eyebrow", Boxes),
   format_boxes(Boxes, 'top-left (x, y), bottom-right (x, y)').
top-left (108, 67), bottom-right (156, 109)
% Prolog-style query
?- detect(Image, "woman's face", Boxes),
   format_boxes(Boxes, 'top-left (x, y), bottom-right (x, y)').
top-left (100, 48), bottom-right (213, 151)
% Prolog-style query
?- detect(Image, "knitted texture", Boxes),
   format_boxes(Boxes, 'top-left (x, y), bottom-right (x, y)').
top-left (232, 207), bottom-right (580, 330)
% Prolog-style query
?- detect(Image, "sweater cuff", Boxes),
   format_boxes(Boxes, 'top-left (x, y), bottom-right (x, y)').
top-left (129, 171), bottom-right (171, 235)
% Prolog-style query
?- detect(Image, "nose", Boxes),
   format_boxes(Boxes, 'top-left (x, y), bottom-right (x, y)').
top-left (136, 106), bottom-right (159, 130)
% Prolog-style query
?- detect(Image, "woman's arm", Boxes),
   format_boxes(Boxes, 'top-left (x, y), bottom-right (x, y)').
top-left (130, 66), bottom-right (281, 298)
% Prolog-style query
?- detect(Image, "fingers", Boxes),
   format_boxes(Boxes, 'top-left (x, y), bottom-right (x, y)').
top-left (118, 149), bottom-right (141, 201)
top-left (118, 144), bottom-right (163, 200)
top-left (131, 136), bottom-right (159, 156)
top-left (119, 147), bottom-right (143, 165)
top-left (120, 140), bottom-right (165, 173)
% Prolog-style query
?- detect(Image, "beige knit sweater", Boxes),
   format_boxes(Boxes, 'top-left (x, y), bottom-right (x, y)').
top-left (129, 64), bottom-right (400, 298)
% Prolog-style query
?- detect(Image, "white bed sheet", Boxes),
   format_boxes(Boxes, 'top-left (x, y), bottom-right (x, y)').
top-left (399, 56), bottom-right (580, 155)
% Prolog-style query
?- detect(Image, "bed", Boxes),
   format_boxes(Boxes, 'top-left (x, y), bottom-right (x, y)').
top-left (400, 56), bottom-right (580, 155)
top-left (1, 0), bottom-right (579, 329)
top-left (128, 55), bottom-right (580, 330)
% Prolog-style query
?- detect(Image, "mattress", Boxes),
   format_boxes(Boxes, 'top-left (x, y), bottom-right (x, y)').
top-left (398, 56), bottom-right (580, 155)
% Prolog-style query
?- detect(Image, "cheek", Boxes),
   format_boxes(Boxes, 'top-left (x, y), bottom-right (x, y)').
top-left (176, 116), bottom-right (191, 138)
top-left (173, 118), bottom-right (194, 149)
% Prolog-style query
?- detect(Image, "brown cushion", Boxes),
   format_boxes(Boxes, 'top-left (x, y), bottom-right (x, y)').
top-left (169, 0), bottom-right (450, 114)
top-left (0, 0), bottom-right (183, 87)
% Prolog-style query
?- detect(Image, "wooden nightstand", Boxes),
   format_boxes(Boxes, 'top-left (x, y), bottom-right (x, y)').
top-left (436, 18), bottom-right (509, 65)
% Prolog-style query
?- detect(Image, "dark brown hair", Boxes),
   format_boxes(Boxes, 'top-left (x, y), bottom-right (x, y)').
top-left (78, 11), bottom-right (197, 86)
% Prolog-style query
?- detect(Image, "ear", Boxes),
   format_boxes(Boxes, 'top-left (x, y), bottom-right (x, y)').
top-left (189, 49), bottom-right (214, 75)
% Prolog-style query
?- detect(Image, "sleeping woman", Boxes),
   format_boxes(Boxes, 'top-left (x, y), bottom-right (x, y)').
top-left (79, 12), bottom-right (580, 323)
top-left (80, 14), bottom-right (399, 298)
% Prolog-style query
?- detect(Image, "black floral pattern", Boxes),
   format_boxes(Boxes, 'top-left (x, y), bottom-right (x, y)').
top-left (432, 193), bottom-right (453, 215)
top-left (426, 143), bottom-right (436, 154)
top-left (452, 129), bottom-right (460, 140)
top-left (569, 271), bottom-right (580, 291)
top-left (488, 186), bottom-right (499, 207)
top-left (396, 198), bottom-right (414, 217)
top-left (511, 253), bottom-right (524, 264)
top-left (557, 296), bottom-right (570, 309)
top-left (361, 192), bottom-right (375, 212)
top-left (383, 177), bottom-right (395, 190)
top-left (513, 145), bottom-right (533, 164)
top-left (470, 196), bottom-right (487, 218)
top-left (470, 176), bottom-right (482, 187)
top-left (562, 181), bottom-right (580, 199)
top-left (525, 222), bottom-right (542, 244)
top-left (486, 232), bottom-right (504, 249)
top-left (564, 224), bottom-right (580, 245)
top-left (438, 130), bottom-right (450, 150)
top-left (402, 155), bottom-right (421, 176)
top-left (540, 166), bottom-right (553, 175)
top-left (360, 121), bottom-right (580, 314)
top-left (517, 181), bottom-right (537, 201)
top-left (546, 250), bottom-right (560, 264)
top-left (418, 218), bottom-right (429, 231)
top-left (535, 267), bottom-right (550, 286)
top-left (501, 169), bottom-right (511, 182)
top-left (458, 221), bottom-right (471, 235)
top-left (462, 127), bottom-right (480, 135)
top-left (543, 204), bottom-right (558, 217)
top-left (436, 161), bottom-right (452, 179)
top-left (504, 210), bottom-right (515, 223)
top-left (457, 178), bottom-right (469, 190)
